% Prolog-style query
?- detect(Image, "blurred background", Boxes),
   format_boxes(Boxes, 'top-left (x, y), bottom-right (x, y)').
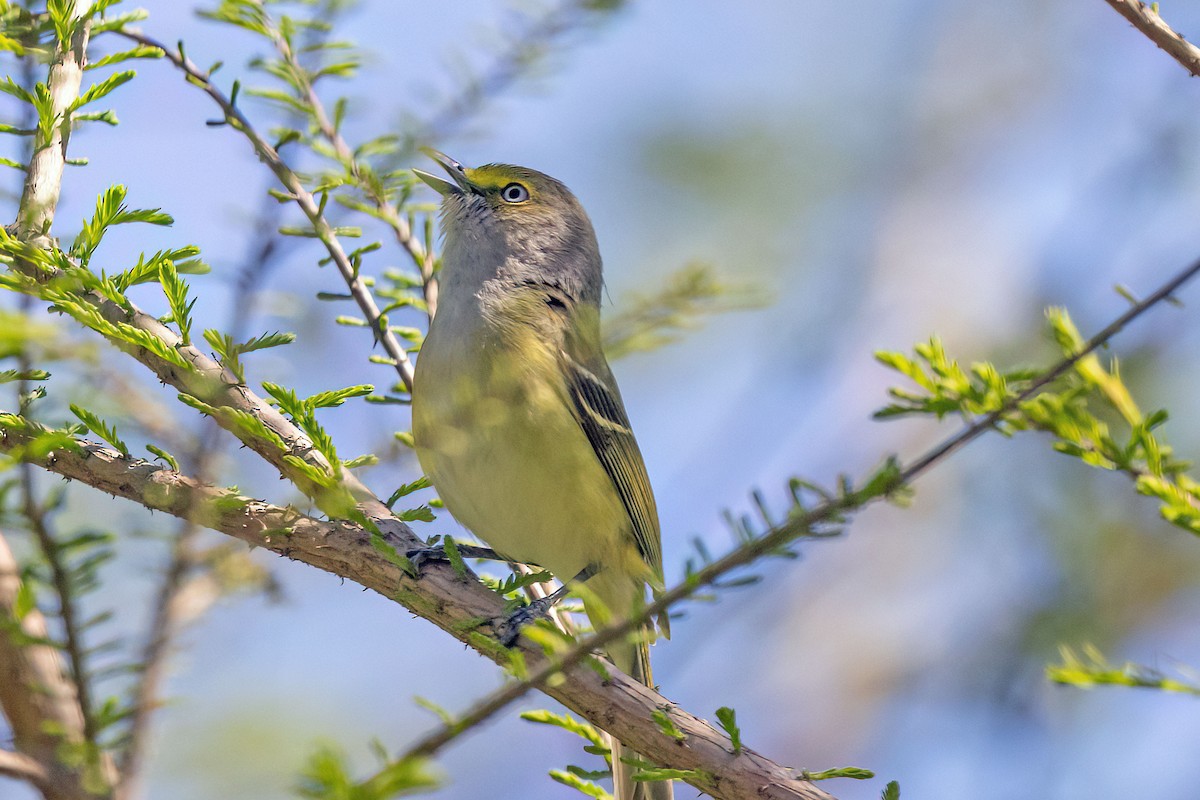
top-left (6, 1), bottom-right (1200, 799)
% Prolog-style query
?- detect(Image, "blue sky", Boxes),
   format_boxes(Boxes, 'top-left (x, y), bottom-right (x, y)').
top-left (7, 2), bottom-right (1200, 799)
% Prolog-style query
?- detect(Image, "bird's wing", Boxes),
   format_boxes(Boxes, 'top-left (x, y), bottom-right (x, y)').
top-left (559, 345), bottom-right (664, 588)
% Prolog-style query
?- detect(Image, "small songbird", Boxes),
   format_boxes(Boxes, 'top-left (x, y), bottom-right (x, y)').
top-left (411, 151), bottom-right (671, 800)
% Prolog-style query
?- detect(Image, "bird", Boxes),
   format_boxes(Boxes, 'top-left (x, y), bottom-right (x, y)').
top-left (411, 150), bottom-right (672, 800)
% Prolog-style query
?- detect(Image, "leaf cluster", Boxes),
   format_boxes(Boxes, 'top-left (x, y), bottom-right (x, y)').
top-left (1048, 644), bottom-right (1200, 696)
top-left (876, 307), bottom-right (1200, 538)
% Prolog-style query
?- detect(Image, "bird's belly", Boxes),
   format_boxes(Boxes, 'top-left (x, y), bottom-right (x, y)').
top-left (413, 358), bottom-right (626, 583)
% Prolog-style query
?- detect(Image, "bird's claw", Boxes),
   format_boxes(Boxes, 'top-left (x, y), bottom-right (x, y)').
top-left (404, 545), bottom-right (448, 574)
top-left (496, 596), bottom-right (556, 647)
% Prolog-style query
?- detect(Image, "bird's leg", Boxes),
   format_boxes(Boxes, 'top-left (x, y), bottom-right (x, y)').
top-left (405, 542), bottom-right (506, 572)
top-left (498, 564), bottom-right (597, 646)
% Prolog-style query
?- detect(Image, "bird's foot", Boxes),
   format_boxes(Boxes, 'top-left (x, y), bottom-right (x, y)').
top-left (496, 593), bottom-right (562, 646)
top-left (404, 542), bottom-right (504, 574)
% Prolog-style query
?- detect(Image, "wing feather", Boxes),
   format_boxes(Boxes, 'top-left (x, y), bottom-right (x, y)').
top-left (560, 350), bottom-right (664, 587)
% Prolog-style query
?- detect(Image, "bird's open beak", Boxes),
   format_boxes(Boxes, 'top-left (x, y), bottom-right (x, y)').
top-left (414, 148), bottom-right (478, 196)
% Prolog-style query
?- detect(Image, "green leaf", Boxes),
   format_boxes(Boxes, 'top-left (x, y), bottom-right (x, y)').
top-left (650, 709), bottom-right (686, 743)
top-left (803, 766), bottom-right (875, 781)
top-left (240, 330), bottom-right (296, 353)
top-left (0, 76), bottom-right (35, 105)
top-left (47, 0), bottom-right (78, 48)
top-left (520, 710), bottom-right (608, 750)
top-left (882, 781), bottom-right (901, 800)
top-left (548, 769), bottom-right (610, 799)
top-left (308, 384), bottom-right (373, 408)
top-left (72, 109), bottom-right (119, 126)
top-left (295, 743), bottom-right (439, 799)
top-left (633, 767), bottom-right (711, 783)
top-left (69, 69), bottom-right (136, 112)
top-left (385, 476), bottom-right (430, 508)
top-left (159, 260), bottom-right (196, 344)
top-left (412, 695), bottom-right (455, 726)
top-left (396, 505), bottom-right (434, 523)
top-left (86, 45), bottom-right (163, 71)
top-left (202, 329), bottom-right (294, 383)
top-left (90, 9), bottom-right (150, 34)
top-left (14, 580), bottom-right (36, 620)
top-left (145, 443), bottom-right (179, 471)
top-left (0, 369), bottom-right (50, 383)
top-left (441, 536), bottom-right (467, 578)
top-left (714, 706), bottom-right (741, 754)
top-left (69, 404), bottom-right (129, 456)
top-left (72, 185), bottom-right (173, 265)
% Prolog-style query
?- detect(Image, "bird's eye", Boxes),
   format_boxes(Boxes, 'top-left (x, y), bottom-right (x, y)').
top-left (500, 183), bottom-right (530, 203)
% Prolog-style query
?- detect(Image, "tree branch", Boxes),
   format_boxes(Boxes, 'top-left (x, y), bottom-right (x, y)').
top-left (0, 419), bottom-right (835, 800)
top-left (2, 5), bottom-right (121, 798)
top-left (0, 748), bottom-right (48, 789)
top-left (14, 8), bottom-right (89, 244)
top-left (363, 253), bottom-right (1200, 780)
top-left (115, 29), bottom-right (417, 391)
top-left (113, 520), bottom-right (200, 800)
top-left (260, 16), bottom-right (439, 318)
top-left (1104, 0), bottom-right (1200, 76)
top-left (0, 531), bottom-right (114, 800)
top-left (19, 467), bottom-right (98, 746)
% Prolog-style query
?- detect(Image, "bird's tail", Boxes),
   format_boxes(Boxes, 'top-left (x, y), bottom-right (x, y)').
top-left (607, 634), bottom-right (673, 800)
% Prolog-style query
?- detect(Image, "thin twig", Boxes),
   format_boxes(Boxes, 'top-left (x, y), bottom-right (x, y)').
top-left (0, 748), bottom-right (48, 787)
top-left (413, 0), bottom-right (617, 146)
top-left (19, 471), bottom-right (97, 745)
top-left (375, 254), bottom-right (1200, 774)
top-left (115, 29), bottom-right (416, 391)
top-left (262, 17), bottom-right (438, 317)
top-left (1104, 0), bottom-right (1200, 76)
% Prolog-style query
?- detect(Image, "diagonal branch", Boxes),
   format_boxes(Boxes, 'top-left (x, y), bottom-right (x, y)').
top-left (114, 29), bottom-right (417, 391)
top-left (254, 14), bottom-right (438, 318)
top-left (365, 253), bottom-right (1200, 781)
top-left (1104, 0), bottom-right (1200, 76)
top-left (0, 419), bottom-right (835, 800)
top-left (0, 748), bottom-right (48, 788)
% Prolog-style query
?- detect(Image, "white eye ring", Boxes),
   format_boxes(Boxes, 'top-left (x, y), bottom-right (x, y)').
top-left (500, 183), bottom-right (530, 203)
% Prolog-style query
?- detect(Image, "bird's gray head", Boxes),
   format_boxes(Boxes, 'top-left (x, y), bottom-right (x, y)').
top-left (414, 150), bottom-right (603, 306)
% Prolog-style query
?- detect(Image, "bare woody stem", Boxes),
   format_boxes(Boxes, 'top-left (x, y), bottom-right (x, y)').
top-left (0, 532), bottom-right (115, 800)
top-left (3, 5), bottom-right (121, 798)
top-left (19, 469), bottom-right (98, 746)
top-left (0, 419), bottom-right (834, 800)
top-left (1104, 0), bottom-right (1200, 75)
top-left (15, 14), bottom-right (89, 243)
top-left (0, 747), bottom-right (48, 788)
top-left (115, 29), bottom-right (418, 391)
